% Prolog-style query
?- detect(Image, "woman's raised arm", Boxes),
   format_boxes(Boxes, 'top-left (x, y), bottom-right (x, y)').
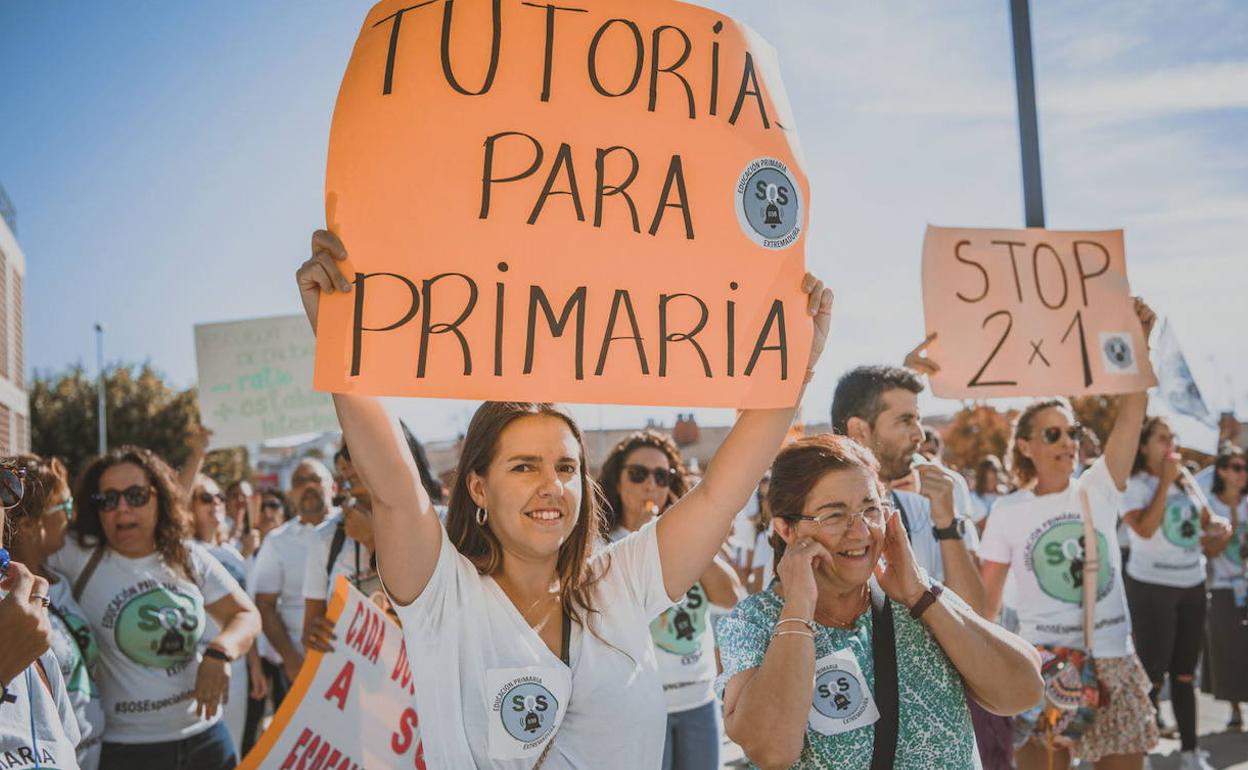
top-left (298, 230), bottom-right (442, 606)
top-left (656, 275), bottom-right (833, 601)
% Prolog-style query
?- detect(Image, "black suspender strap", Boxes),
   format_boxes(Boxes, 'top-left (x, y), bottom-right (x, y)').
top-left (326, 520), bottom-right (347, 575)
top-left (868, 599), bottom-right (898, 770)
top-left (890, 492), bottom-right (913, 541)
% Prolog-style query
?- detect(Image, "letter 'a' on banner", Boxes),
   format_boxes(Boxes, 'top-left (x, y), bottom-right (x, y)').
top-left (921, 225), bottom-right (1157, 399)
top-left (314, 0), bottom-right (811, 408)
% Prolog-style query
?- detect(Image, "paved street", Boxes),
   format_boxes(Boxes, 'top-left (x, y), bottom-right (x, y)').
top-left (721, 691), bottom-right (1248, 769)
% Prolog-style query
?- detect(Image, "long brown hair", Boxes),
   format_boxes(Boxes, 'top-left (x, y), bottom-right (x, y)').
top-left (1132, 416), bottom-right (1170, 476)
top-left (1212, 444), bottom-right (1246, 497)
top-left (73, 446), bottom-right (194, 580)
top-left (1007, 398), bottom-right (1074, 488)
top-left (597, 429), bottom-right (690, 538)
top-left (444, 402), bottom-right (608, 626)
top-left (767, 434), bottom-right (883, 574)
top-left (2, 453), bottom-right (70, 549)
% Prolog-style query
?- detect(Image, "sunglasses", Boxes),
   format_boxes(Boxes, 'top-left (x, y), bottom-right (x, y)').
top-left (196, 491), bottom-right (225, 505)
top-left (45, 498), bottom-right (74, 521)
top-left (625, 465), bottom-right (675, 487)
top-left (0, 465), bottom-right (25, 509)
top-left (1037, 425), bottom-right (1084, 445)
top-left (92, 485), bottom-right (155, 512)
top-left (261, 500), bottom-right (284, 511)
top-left (1226, 463), bottom-right (1248, 473)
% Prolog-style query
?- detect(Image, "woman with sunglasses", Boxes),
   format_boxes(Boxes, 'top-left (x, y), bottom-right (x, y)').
top-left (0, 459), bottom-right (85, 769)
top-left (598, 430), bottom-right (744, 770)
top-left (46, 447), bottom-right (261, 770)
top-left (1121, 418), bottom-right (1231, 768)
top-left (299, 230), bottom-right (831, 769)
top-left (1203, 444), bottom-right (1248, 730)
top-left (977, 294), bottom-right (1165, 770)
top-left (718, 434), bottom-right (1041, 770)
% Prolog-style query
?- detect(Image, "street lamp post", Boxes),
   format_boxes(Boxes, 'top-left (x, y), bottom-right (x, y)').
top-left (1009, 0), bottom-right (1046, 228)
top-left (95, 323), bottom-right (107, 455)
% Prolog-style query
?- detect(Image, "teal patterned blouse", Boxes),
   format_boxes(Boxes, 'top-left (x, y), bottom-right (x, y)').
top-left (716, 585), bottom-right (978, 769)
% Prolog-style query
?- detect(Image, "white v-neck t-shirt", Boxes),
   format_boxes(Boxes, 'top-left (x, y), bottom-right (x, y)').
top-left (0, 651), bottom-right (82, 770)
top-left (391, 520), bottom-right (674, 769)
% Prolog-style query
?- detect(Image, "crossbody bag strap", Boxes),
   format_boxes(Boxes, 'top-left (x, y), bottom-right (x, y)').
top-left (1078, 489), bottom-right (1097, 653)
top-left (72, 544), bottom-right (106, 602)
top-left (532, 609), bottom-right (573, 770)
top-left (326, 520), bottom-right (347, 575)
top-left (869, 599), bottom-right (899, 770)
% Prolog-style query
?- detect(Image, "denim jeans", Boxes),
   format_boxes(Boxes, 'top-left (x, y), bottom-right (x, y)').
top-left (661, 700), bottom-right (721, 770)
top-left (100, 720), bottom-right (236, 770)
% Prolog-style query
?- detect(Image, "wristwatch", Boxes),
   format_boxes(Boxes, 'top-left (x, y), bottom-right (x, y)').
top-left (932, 519), bottom-right (965, 541)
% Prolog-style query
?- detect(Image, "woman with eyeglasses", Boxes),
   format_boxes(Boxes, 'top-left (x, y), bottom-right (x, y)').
top-left (1120, 418), bottom-right (1231, 768)
top-left (977, 294), bottom-right (1168, 770)
top-left (0, 459), bottom-right (85, 769)
top-left (717, 434), bottom-right (1041, 770)
top-left (598, 430), bottom-right (744, 770)
top-left (1203, 444), bottom-right (1248, 730)
top-left (46, 447), bottom-right (261, 770)
top-left (299, 230), bottom-right (832, 769)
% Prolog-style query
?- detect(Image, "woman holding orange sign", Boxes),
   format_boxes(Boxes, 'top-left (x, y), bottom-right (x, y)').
top-left (296, 229), bottom-right (832, 769)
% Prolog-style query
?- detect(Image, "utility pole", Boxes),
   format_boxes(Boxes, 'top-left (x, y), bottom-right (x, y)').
top-left (1009, 0), bottom-right (1046, 228)
top-left (95, 323), bottom-right (107, 454)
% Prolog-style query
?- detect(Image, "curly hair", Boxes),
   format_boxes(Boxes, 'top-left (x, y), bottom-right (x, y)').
top-left (597, 429), bottom-right (690, 539)
top-left (72, 446), bottom-right (194, 580)
top-left (1006, 398), bottom-right (1074, 488)
top-left (2, 453), bottom-right (71, 549)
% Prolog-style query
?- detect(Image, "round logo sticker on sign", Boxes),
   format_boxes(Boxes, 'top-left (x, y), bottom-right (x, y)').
top-left (735, 158), bottom-right (803, 249)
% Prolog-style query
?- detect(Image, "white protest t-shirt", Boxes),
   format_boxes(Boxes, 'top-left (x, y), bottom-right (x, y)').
top-left (250, 514), bottom-right (338, 655)
top-left (891, 491), bottom-right (980, 583)
top-left (1122, 473), bottom-right (1206, 588)
top-left (1207, 496), bottom-right (1247, 591)
top-left (47, 573), bottom-right (105, 770)
top-left (391, 520), bottom-right (673, 770)
top-left (0, 651), bottom-right (82, 770)
top-left (47, 539), bottom-right (239, 743)
top-left (302, 524), bottom-right (381, 604)
top-left (610, 527), bottom-right (715, 714)
top-left (979, 459), bottom-right (1133, 657)
top-left (202, 543), bottom-right (250, 757)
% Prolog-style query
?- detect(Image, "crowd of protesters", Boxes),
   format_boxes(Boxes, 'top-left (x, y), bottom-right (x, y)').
top-left (0, 244), bottom-right (1243, 770)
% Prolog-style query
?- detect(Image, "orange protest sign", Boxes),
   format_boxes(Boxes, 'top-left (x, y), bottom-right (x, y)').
top-left (314, 0), bottom-right (811, 407)
top-left (921, 225), bottom-right (1157, 399)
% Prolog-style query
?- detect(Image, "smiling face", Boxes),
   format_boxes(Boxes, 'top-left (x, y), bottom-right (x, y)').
top-left (1017, 406), bottom-right (1079, 485)
top-left (775, 467), bottom-right (886, 594)
top-left (467, 414), bottom-right (583, 563)
top-left (618, 446), bottom-right (673, 525)
top-left (98, 462), bottom-right (160, 558)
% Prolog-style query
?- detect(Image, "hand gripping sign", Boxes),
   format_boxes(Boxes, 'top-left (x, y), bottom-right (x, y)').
top-left (238, 578), bottom-right (426, 770)
top-left (314, 0), bottom-right (811, 407)
top-left (921, 226), bottom-right (1157, 399)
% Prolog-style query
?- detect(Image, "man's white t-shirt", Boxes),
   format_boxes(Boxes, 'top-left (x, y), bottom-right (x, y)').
top-left (250, 514), bottom-right (338, 656)
top-left (1122, 473), bottom-right (1206, 588)
top-left (391, 520), bottom-right (673, 769)
top-left (0, 651), bottom-right (82, 770)
top-left (1206, 496), bottom-right (1247, 591)
top-left (891, 491), bottom-right (979, 583)
top-left (979, 459), bottom-right (1134, 657)
top-left (47, 540), bottom-right (239, 743)
top-left (47, 573), bottom-right (106, 770)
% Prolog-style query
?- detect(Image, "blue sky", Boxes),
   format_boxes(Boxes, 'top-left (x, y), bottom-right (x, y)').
top-left (2, 1), bottom-right (1245, 441)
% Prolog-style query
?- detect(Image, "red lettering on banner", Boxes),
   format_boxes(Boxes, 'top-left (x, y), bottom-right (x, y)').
top-left (277, 728), bottom-right (361, 770)
top-left (415, 740), bottom-right (426, 770)
top-left (345, 602), bottom-right (385, 665)
top-left (307, 739), bottom-right (332, 770)
top-left (392, 707), bottom-right (420, 753)
top-left (390, 641), bottom-right (417, 696)
top-left (300, 735), bottom-right (321, 770)
top-left (324, 661), bottom-right (356, 711)
top-left (280, 727), bottom-right (314, 770)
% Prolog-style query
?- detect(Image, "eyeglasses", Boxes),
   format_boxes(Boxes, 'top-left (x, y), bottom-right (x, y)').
top-left (625, 465), bottom-right (675, 487)
top-left (783, 502), bottom-right (893, 537)
top-left (1226, 463), bottom-right (1248, 473)
top-left (44, 498), bottom-right (74, 521)
top-left (0, 465), bottom-right (25, 509)
top-left (261, 500), bottom-right (284, 511)
top-left (196, 491), bottom-right (225, 505)
top-left (1038, 425), bottom-right (1084, 445)
top-left (92, 485), bottom-right (155, 512)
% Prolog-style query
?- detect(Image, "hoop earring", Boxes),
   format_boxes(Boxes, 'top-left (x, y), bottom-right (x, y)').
top-left (475, 507), bottom-right (488, 526)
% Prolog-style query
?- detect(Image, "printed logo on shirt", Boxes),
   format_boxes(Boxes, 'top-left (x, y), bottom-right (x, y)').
top-left (1161, 501), bottom-right (1201, 549)
top-left (114, 586), bottom-right (205, 669)
top-left (486, 666), bottom-right (569, 759)
top-left (650, 582), bottom-right (708, 657)
top-left (807, 648), bottom-right (879, 736)
top-left (1025, 517), bottom-right (1114, 604)
top-left (49, 605), bottom-right (99, 697)
top-left (498, 680), bottom-right (559, 744)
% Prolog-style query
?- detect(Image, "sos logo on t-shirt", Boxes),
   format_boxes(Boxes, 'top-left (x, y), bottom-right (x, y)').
top-left (807, 648), bottom-right (879, 736)
top-left (50, 604), bottom-right (100, 696)
top-left (650, 583), bottom-right (708, 656)
top-left (1161, 500), bottom-right (1201, 549)
top-left (1024, 515), bottom-right (1114, 604)
top-left (486, 666), bottom-right (570, 759)
top-left (114, 586), bottom-right (205, 668)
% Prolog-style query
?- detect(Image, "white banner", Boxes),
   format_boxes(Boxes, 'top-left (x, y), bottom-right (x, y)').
top-left (194, 315), bottom-right (339, 448)
top-left (1149, 318), bottom-right (1218, 453)
top-left (238, 578), bottom-right (426, 770)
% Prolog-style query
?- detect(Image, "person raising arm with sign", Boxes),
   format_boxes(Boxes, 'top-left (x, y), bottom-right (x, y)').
top-left (298, 229), bottom-right (832, 770)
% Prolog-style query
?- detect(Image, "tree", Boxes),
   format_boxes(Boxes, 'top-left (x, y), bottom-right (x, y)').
top-left (31, 364), bottom-right (200, 480)
top-left (1069, 395), bottom-right (1119, 444)
top-left (939, 404), bottom-right (1014, 473)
